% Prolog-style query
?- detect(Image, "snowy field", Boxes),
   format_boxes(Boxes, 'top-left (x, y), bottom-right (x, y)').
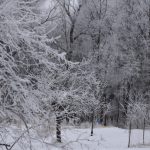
top-left (1, 125), bottom-right (150, 150)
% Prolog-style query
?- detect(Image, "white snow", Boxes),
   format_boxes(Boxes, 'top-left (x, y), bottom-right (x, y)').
top-left (60, 126), bottom-right (150, 150)
top-left (1, 126), bottom-right (150, 150)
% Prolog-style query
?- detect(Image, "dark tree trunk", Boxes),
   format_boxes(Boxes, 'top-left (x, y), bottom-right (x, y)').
top-left (143, 118), bottom-right (146, 145)
top-left (67, 22), bottom-right (75, 61)
top-left (136, 120), bottom-right (139, 129)
top-left (104, 115), bottom-right (107, 126)
top-left (100, 109), bottom-right (103, 124)
top-left (91, 111), bottom-right (94, 136)
top-left (128, 121), bottom-right (132, 148)
top-left (56, 116), bottom-right (62, 142)
top-left (70, 22), bottom-right (75, 45)
top-left (123, 82), bottom-right (131, 125)
top-left (66, 117), bottom-right (69, 124)
top-left (116, 101), bottom-right (120, 126)
top-left (110, 116), bottom-right (113, 124)
top-left (103, 94), bottom-right (107, 126)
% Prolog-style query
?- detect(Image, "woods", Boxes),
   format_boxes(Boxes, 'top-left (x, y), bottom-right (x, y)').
top-left (0, 0), bottom-right (150, 149)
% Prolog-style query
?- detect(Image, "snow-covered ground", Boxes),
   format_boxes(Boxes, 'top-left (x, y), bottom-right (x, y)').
top-left (1, 125), bottom-right (150, 150)
top-left (60, 126), bottom-right (150, 150)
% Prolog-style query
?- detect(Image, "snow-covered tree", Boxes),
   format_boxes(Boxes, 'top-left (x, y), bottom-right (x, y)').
top-left (0, 0), bottom-right (68, 131)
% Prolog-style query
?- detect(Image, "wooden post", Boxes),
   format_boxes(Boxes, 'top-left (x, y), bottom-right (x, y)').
top-left (128, 121), bottom-right (132, 148)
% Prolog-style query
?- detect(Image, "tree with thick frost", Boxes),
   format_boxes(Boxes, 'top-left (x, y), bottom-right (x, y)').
top-left (0, 0), bottom-right (88, 143)
top-left (74, 61), bottom-right (107, 136)
top-left (44, 55), bottom-right (108, 141)
top-left (126, 90), bottom-right (148, 147)
top-left (0, 0), bottom-right (71, 147)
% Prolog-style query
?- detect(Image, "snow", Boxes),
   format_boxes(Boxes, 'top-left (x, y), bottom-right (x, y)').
top-left (1, 126), bottom-right (150, 150)
top-left (60, 127), bottom-right (150, 150)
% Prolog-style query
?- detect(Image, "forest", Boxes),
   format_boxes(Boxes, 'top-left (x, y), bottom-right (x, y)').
top-left (0, 0), bottom-right (150, 149)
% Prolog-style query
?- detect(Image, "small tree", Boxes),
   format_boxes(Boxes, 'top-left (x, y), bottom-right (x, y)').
top-left (127, 91), bottom-right (147, 147)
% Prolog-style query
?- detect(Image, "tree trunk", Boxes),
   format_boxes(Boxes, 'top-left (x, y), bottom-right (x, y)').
top-left (70, 22), bottom-right (75, 46)
top-left (128, 121), bottom-right (132, 148)
top-left (103, 93), bottom-right (107, 126)
top-left (104, 115), bottom-right (107, 126)
top-left (136, 120), bottom-right (139, 129)
top-left (143, 118), bottom-right (146, 145)
top-left (100, 109), bottom-right (103, 124)
top-left (91, 111), bottom-right (94, 136)
top-left (111, 116), bottom-right (113, 124)
top-left (56, 116), bottom-right (62, 142)
top-left (116, 101), bottom-right (120, 126)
